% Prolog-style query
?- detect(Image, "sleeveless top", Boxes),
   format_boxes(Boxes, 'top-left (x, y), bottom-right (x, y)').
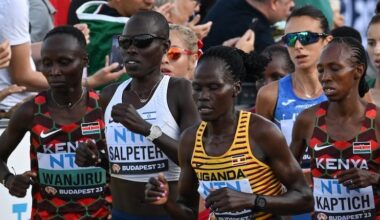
top-left (191, 111), bottom-right (284, 220)
top-left (104, 75), bottom-right (181, 182)
top-left (30, 90), bottom-right (110, 219)
top-left (274, 74), bottom-right (327, 168)
top-left (309, 101), bottom-right (380, 219)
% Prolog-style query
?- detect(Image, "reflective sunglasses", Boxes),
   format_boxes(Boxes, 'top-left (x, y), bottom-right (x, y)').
top-left (282, 31), bottom-right (328, 47)
top-left (167, 47), bottom-right (195, 61)
top-left (117, 34), bottom-right (166, 49)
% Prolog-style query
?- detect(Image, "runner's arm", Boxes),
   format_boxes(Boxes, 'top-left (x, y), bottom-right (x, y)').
top-left (289, 107), bottom-right (315, 163)
top-left (0, 100), bottom-right (34, 183)
top-left (151, 78), bottom-right (199, 164)
top-left (146, 127), bottom-right (199, 220)
top-left (251, 114), bottom-right (313, 215)
top-left (255, 81), bottom-right (278, 120)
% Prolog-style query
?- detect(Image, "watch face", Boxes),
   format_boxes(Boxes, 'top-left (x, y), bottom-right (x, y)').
top-left (147, 125), bottom-right (163, 141)
top-left (152, 126), bottom-right (161, 134)
top-left (257, 197), bottom-right (266, 208)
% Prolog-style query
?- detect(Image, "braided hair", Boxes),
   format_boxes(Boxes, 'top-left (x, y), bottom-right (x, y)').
top-left (197, 46), bottom-right (269, 83)
top-left (260, 44), bottom-right (295, 74)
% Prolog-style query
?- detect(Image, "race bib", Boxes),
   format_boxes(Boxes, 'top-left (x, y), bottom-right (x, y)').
top-left (198, 179), bottom-right (253, 220)
top-left (37, 152), bottom-right (106, 198)
top-left (313, 177), bottom-right (375, 220)
top-left (280, 119), bottom-right (293, 145)
top-left (106, 125), bottom-right (169, 175)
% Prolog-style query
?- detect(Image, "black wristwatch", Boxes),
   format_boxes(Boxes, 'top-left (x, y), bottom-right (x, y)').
top-left (254, 195), bottom-right (267, 211)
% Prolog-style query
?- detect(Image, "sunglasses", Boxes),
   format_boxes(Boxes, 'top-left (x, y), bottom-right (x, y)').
top-left (117, 34), bottom-right (166, 49)
top-left (282, 31), bottom-right (328, 47)
top-left (167, 47), bottom-right (195, 61)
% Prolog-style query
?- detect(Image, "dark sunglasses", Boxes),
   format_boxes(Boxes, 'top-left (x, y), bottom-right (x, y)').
top-left (167, 47), bottom-right (195, 61)
top-left (117, 34), bottom-right (166, 49)
top-left (282, 31), bottom-right (328, 47)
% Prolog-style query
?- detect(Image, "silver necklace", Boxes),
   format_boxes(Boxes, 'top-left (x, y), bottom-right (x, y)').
top-left (294, 75), bottom-right (322, 98)
top-left (51, 88), bottom-right (86, 109)
top-left (130, 79), bottom-right (161, 103)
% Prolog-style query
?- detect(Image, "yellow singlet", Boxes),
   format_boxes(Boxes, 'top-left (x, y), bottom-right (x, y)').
top-left (191, 111), bottom-right (284, 220)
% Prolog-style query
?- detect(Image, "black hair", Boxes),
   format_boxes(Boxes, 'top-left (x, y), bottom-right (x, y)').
top-left (376, 1), bottom-right (380, 14)
top-left (131, 11), bottom-right (169, 39)
top-left (331, 26), bottom-right (362, 43)
top-left (368, 14), bottom-right (380, 30)
top-left (328, 37), bottom-right (369, 97)
top-left (286, 5), bottom-right (330, 34)
top-left (260, 44), bottom-right (295, 74)
top-left (198, 46), bottom-right (269, 83)
top-left (44, 25), bottom-right (87, 51)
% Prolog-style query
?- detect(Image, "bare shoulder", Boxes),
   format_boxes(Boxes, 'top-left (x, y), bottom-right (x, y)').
top-left (167, 77), bottom-right (191, 105)
top-left (257, 81), bottom-right (279, 103)
top-left (255, 81), bottom-right (279, 119)
top-left (179, 123), bottom-right (200, 162)
top-left (8, 98), bottom-right (35, 131)
top-left (295, 104), bottom-right (319, 129)
top-left (99, 82), bottom-right (122, 109)
top-left (168, 77), bottom-right (191, 91)
top-left (249, 113), bottom-right (281, 140)
top-left (247, 112), bottom-right (290, 162)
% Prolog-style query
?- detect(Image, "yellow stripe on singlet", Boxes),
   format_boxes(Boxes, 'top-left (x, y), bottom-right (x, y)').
top-left (191, 111), bottom-right (284, 220)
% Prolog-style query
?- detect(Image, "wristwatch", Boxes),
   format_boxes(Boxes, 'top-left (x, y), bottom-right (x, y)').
top-left (146, 125), bottom-right (163, 142)
top-left (254, 195), bottom-right (267, 211)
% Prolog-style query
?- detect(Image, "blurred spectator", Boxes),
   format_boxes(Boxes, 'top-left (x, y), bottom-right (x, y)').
top-left (0, 0), bottom-right (45, 111)
top-left (49, 0), bottom-right (71, 25)
top-left (0, 40), bottom-right (11, 68)
top-left (108, 0), bottom-right (154, 16)
top-left (67, 0), bottom-right (120, 25)
top-left (329, 0), bottom-right (344, 28)
top-left (202, 0), bottom-right (294, 53)
top-left (199, 0), bottom-right (216, 19)
top-left (77, 0), bottom-right (155, 89)
top-left (154, 0), bottom-right (212, 39)
top-left (29, 0), bottom-right (56, 43)
top-left (222, 29), bottom-right (255, 53)
top-left (0, 39), bottom-right (26, 105)
top-left (0, 0), bottom-right (125, 115)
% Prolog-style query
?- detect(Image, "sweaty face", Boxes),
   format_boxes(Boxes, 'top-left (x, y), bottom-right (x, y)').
top-left (121, 16), bottom-right (169, 78)
top-left (161, 30), bottom-right (197, 80)
top-left (317, 43), bottom-right (359, 101)
top-left (192, 59), bottom-right (235, 121)
top-left (367, 22), bottom-right (380, 73)
top-left (40, 35), bottom-right (86, 89)
top-left (285, 16), bottom-right (328, 71)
